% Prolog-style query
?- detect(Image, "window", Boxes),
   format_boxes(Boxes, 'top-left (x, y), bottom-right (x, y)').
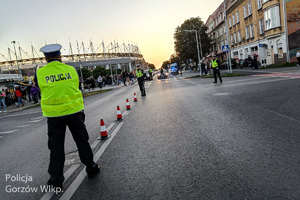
top-left (216, 31), bottom-right (219, 38)
top-left (238, 30), bottom-right (241, 42)
top-left (219, 28), bottom-right (223, 36)
top-left (232, 14), bottom-right (236, 25)
top-left (219, 14), bottom-right (222, 23)
top-left (257, 0), bottom-right (262, 9)
top-left (224, 25), bottom-right (226, 33)
top-left (229, 17), bottom-right (232, 27)
top-left (250, 24), bottom-right (254, 38)
top-left (231, 34), bottom-right (233, 45)
top-left (225, 39), bottom-right (228, 45)
top-left (234, 32), bottom-right (237, 44)
top-left (217, 44), bottom-right (220, 51)
top-left (236, 11), bottom-right (240, 23)
top-left (263, 0), bottom-right (269, 3)
top-left (245, 26), bottom-right (249, 39)
top-left (264, 6), bottom-right (280, 30)
top-left (259, 18), bottom-right (264, 34)
top-left (248, 2), bottom-right (252, 15)
top-left (244, 5), bottom-right (248, 18)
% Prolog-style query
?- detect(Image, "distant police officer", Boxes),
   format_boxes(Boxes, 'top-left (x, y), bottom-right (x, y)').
top-left (149, 68), bottom-right (153, 79)
top-left (211, 55), bottom-right (222, 83)
top-left (136, 64), bottom-right (146, 96)
top-left (36, 44), bottom-right (100, 189)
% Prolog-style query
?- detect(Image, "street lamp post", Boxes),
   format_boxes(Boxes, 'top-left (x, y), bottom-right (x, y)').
top-left (184, 30), bottom-right (202, 76)
top-left (11, 41), bottom-right (21, 74)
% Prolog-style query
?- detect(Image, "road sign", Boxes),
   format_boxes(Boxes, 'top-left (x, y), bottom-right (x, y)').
top-left (259, 43), bottom-right (262, 48)
top-left (222, 45), bottom-right (229, 52)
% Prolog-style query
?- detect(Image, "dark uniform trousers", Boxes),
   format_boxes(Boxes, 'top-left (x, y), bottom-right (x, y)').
top-left (137, 77), bottom-right (145, 95)
top-left (213, 68), bottom-right (222, 83)
top-left (47, 111), bottom-right (94, 184)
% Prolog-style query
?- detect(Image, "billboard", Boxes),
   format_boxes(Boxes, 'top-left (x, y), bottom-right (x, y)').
top-left (286, 0), bottom-right (300, 62)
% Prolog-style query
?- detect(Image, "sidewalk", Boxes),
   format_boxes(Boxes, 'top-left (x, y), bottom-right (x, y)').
top-left (1, 81), bottom-right (137, 114)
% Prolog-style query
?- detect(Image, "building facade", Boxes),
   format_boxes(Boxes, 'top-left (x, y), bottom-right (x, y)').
top-left (205, 2), bottom-right (228, 64)
top-left (226, 0), bottom-right (287, 66)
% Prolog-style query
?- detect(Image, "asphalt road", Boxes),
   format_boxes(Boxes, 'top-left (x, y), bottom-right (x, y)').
top-left (1, 67), bottom-right (300, 199)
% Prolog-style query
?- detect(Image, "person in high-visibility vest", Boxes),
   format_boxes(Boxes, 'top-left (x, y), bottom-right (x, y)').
top-left (211, 55), bottom-right (222, 83)
top-left (35, 44), bottom-right (100, 189)
top-left (136, 64), bottom-right (146, 96)
top-left (149, 68), bottom-right (153, 80)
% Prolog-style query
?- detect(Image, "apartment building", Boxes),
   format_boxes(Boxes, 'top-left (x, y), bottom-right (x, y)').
top-left (205, 2), bottom-right (228, 63)
top-left (226, 0), bottom-right (287, 65)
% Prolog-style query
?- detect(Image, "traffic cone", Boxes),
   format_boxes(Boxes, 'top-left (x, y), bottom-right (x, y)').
top-left (116, 106), bottom-right (123, 120)
top-left (126, 99), bottom-right (131, 110)
top-left (134, 93), bottom-right (137, 102)
top-left (99, 119), bottom-right (110, 140)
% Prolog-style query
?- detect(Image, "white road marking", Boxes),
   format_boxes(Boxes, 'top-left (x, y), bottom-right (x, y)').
top-left (0, 130), bottom-right (18, 134)
top-left (0, 111), bottom-right (42, 119)
top-left (40, 164), bottom-right (80, 200)
top-left (91, 123), bottom-right (115, 148)
top-left (28, 119), bottom-right (43, 123)
top-left (0, 136), bottom-right (3, 139)
top-left (122, 110), bottom-right (131, 116)
top-left (16, 124), bottom-right (31, 128)
top-left (60, 122), bottom-right (124, 200)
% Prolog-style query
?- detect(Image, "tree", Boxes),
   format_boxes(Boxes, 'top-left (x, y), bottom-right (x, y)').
top-left (92, 66), bottom-right (107, 78)
top-left (161, 60), bottom-right (171, 70)
top-left (174, 17), bottom-right (211, 67)
top-left (148, 63), bottom-right (156, 69)
top-left (77, 67), bottom-right (92, 80)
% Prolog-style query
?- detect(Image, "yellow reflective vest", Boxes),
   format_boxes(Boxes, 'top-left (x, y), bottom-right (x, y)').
top-left (36, 61), bottom-right (84, 117)
top-left (136, 69), bottom-right (143, 78)
top-left (149, 69), bottom-right (152, 73)
top-left (212, 59), bottom-right (219, 68)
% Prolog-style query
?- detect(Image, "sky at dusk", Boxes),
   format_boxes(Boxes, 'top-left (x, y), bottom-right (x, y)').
top-left (1, 0), bottom-right (224, 68)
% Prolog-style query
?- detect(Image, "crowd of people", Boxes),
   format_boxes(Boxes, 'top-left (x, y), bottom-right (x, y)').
top-left (0, 83), bottom-right (41, 112)
top-left (83, 70), bottom-right (137, 90)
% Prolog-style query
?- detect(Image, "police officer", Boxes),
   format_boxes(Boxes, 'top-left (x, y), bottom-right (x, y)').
top-left (149, 68), bottom-right (153, 80)
top-left (36, 44), bottom-right (100, 189)
top-left (211, 55), bottom-right (222, 83)
top-left (136, 64), bottom-right (146, 96)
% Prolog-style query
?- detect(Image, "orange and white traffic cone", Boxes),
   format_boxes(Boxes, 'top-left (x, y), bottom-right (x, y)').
top-left (99, 119), bottom-right (110, 140)
top-left (134, 93), bottom-right (137, 102)
top-left (116, 106), bottom-right (123, 120)
top-left (126, 99), bottom-right (131, 110)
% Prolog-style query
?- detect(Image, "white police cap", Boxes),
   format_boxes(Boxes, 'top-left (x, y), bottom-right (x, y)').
top-left (40, 44), bottom-right (62, 56)
top-left (136, 64), bottom-right (141, 67)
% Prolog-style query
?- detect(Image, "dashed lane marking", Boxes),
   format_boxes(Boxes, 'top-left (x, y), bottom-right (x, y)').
top-left (40, 164), bottom-right (80, 200)
top-left (122, 110), bottom-right (131, 116)
top-left (0, 111), bottom-right (42, 119)
top-left (60, 122), bottom-right (124, 200)
top-left (0, 130), bottom-right (18, 135)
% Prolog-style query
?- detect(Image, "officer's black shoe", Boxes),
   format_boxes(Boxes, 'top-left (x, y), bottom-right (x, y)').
top-left (87, 163), bottom-right (100, 178)
top-left (47, 180), bottom-right (63, 190)
top-left (213, 82), bottom-right (217, 83)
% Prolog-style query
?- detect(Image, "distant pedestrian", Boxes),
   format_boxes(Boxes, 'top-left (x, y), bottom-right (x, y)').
top-left (296, 50), bottom-right (300, 66)
top-left (97, 75), bottom-right (103, 88)
top-left (84, 78), bottom-right (91, 91)
top-left (180, 70), bottom-right (182, 76)
top-left (21, 86), bottom-right (27, 102)
top-left (248, 55), bottom-right (253, 70)
top-left (90, 77), bottom-right (95, 90)
top-left (15, 86), bottom-right (24, 107)
top-left (0, 89), bottom-right (7, 112)
top-left (30, 83), bottom-right (40, 104)
top-left (253, 54), bottom-right (258, 69)
top-left (211, 55), bottom-right (222, 83)
top-left (4, 89), bottom-right (11, 106)
top-left (189, 66), bottom-right (192, 73)
top-left (201, 60), bottom-right (207, 75)
top-left (26, 83), bottom-right (32, 102)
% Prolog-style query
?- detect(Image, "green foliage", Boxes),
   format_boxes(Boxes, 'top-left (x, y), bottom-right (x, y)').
top-left (174, 17), bottom-right (211, 65)
top-left (148, 63), bottom-right (156, 69)
top-left (77, 67), bottom-right (92, 80)
top-left (161, 60), bottom-right (171, 70)
top-left (92, 66), bottom-right (107, 78)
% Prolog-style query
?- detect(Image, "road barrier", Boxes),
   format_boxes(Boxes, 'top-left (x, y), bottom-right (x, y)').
top-left (134, 93), bottom-right (137, 102)
top-left (116, 106), bottom-right (123, 120)
top-left (99, 119), bottom-right (110, 140)
top-left (126, 99), bottom-right (131, 110)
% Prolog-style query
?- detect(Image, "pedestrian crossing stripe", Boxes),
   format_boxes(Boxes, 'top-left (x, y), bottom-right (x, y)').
top-left (252, 73), bottom-right (300, 78)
